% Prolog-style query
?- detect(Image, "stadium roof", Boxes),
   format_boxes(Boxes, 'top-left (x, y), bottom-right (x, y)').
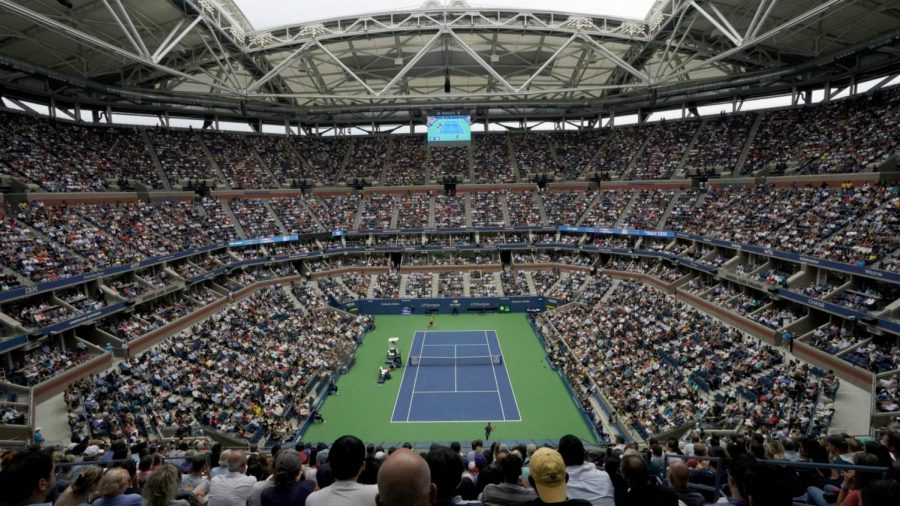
top-left (0, 0), bottom-right (899, 127)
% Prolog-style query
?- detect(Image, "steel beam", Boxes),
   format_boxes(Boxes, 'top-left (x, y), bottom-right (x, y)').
top-left (577, 34), bottom-right (649, 83)
top-left (0, 0), bottom-right (237, 94)
top-left (377, 30), bottom-right (445, 96)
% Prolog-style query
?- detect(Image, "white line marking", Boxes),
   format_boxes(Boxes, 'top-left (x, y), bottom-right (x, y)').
top-left (454, 344), bottom-right (458, 392)
top-left (389, 418), bottom-right (523, 424)
top-left (413, 390), bottom-right (500, 394)
top-left (492, 330), bottom-right (522, 421)
top-left (405, 331), bottom-right (425, 422)
top-left (421, 343), bottom-right (487, 348)
top-left (485, 330), bottom-right (507, 421)
top-left (390, 331), bottom-right (418, 422)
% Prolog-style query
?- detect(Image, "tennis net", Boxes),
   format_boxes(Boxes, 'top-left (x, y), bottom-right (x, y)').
top-left (409, 355), bottom-right (502, 366)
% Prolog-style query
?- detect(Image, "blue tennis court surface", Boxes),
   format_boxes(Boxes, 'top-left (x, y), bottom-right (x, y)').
top-left (391, 330), bottom-right (521, 423)
top-left (439, 122), bottom-right (465, 135)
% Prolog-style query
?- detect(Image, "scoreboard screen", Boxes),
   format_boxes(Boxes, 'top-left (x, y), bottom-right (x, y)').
top-left (426, 114), bottom-right (471, 145)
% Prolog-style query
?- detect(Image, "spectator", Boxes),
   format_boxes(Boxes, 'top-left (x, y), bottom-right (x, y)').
top-left (425, 446), bottom-right (482, 506)
top-left (376, 449), bottom-right (435, 506)
top-left (207, 450), bottom-right (255, 506)
top-left (616, 454), bottom-right (677, 506)
top-left (557, 435), bottom-right (614, 506)
top-left (860, 481), bottom-right (900, 506)
top-left (666, 462), bottom-right (703, 506)
top-left (0, 447), bottom-right (56, 506)
top-left (93, 468), bottom-right (141, 506)
top-left (143, 464), bottom-right (189, 506)
top-left (306, 436), bottom-right (376, 506)
top-left (260, 450), bottom-right (316, 506)
top-left (516, 448), bottom-right (589, 505)
top-left (55, 465), bottom-right (102, 506)
top-left (179, 455), bottom-right (210, 501)
top-left (482, 453), bottom-right (536, 505)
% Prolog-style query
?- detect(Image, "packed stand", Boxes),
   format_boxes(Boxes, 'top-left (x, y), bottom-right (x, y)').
top-left (0, 212), bottom-right (91, 283)
top-left (0, 112), bottom-right (161, 191)
top-left (744, 86), bottom-right (900, 175)
top-left (307, 194), bottom-right (361, 231)
top-left (433, 194), bottom-right (467, 228)
top-left (552, 130), bottom-right (608, 179)
top-left (469, 191), bottom-right (506, 227)
top-left (147, 128), bottom-right (217, 183)
top-left (473, 133), bottom-right (515, 183)
top-left (110, 288), bottom-right (371, 443)
top-left (512, 132), bottom-right (560, 178)
top-left (268, 196), bottom-right (326, 234)
top-left (359, 194), bottom-right (395, 230)
top-left (405, 272), bottom-right (433, 298)
top-left (202, 133), bottom-right (279, 189)
top-left (429, 145), bottom-right (468, 181)
top-left (624, 119), bottom-right (700, 180)
top-left (542, 190), bottom-right (596, 226)
top-left (385, 136), bottom-right (426, 185)
top-left (682, 113), bottom-right (755, 174)
top-left (228, 199), bottom-right (282, 238)
top-left (248, 135), bottom-right (306, 184)
top-left (593, 125), bottom-right (649, 178)
top-left (395, 194), bottom-right (431, 229)
top-left (343, 137), bottom-right (387, 181)
top-left (293, 136), bottom-right (352, 185)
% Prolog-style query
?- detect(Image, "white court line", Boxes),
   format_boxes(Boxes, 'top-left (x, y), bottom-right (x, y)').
top-left (391, 418), bottom-right (523, 424)
top-left (413, 390), bottom-right (500, 394)
top-left (491, 330), bottom-right (522, 420)
top-left (405, 331), bottom-right (426, 422)
top-left (454, 344), bottom-right (458, 392)
top-left (484, 330), bottom-right (507, 421)
top-left (390, 331), bottom-right (418, 422)
top-left (421, 343), bottom-right (487, 348)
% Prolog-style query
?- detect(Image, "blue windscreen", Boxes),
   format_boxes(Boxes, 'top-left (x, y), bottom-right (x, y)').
top-left (426, 114), bottom-right (471, 144)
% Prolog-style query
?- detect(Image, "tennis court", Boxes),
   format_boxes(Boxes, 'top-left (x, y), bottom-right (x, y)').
top-left (437, 120), bottom-right (466, 136)
top-left (390, 330), bottom-right (520, 423)
top-left (301, 314), bottom-right (596, 444)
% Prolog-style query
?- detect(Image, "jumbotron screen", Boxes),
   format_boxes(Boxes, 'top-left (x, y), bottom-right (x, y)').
top-left (426, 114), bottom-right (471, 145)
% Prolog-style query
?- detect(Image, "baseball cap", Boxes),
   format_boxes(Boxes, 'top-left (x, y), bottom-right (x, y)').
top-left (274, 451), bottom-right (303, 476)
top-left (83, 445), bottom-right (101, 457)
top-left (529, 448), bottom-right (567, 503)
top-left (316, 449), bottom-right (329, 464)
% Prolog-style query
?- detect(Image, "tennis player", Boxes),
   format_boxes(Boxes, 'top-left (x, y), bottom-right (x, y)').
top-left (484, 421), bottom-right (494, 440)
top-left (428, 315), bottom-right (435, 329)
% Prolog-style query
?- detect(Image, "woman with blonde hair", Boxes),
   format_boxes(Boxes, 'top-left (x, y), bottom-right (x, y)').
top-left (765, 439), bottom-right (786, 460)
top-left (141, 464), bottom-right (189, 506)
top-left (93, 467), bottom-right (142, 506)
top-left (55, 465), bottom-right (103, 506)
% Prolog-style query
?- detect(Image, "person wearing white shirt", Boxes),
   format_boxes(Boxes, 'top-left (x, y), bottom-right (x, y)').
top-left (306, 436), bottom-right (377, 506)
top-left (207, 450), bottom-right (257, 506)
top-left (558, 435), bottom-right (615, 506)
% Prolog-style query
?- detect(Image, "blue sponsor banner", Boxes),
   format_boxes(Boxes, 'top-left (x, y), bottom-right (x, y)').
top-left (559, 225), bottom-right (676, 238)
top-left (38, 302), bottom-right (127, 335)
top-left (777, 289), bottom-right (866, 320)
top-left (877, 319), bottom-right (900, 335)
top-left (229, 235), bottom-right (299, 248)
top-left (188, 267), bottom-right (228, 284)
top-left (342, 296), bottom-right (560, 315)
top-left (0, 335), bottom-right (28, 353)
top-left (676, 258), bottom-right (716, 274)
top-left (677, 233), bottom-right (900, 284)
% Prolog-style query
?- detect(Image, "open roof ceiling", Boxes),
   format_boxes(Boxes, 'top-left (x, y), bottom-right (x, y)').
top-left (0, 0), bottom-right (898, 126)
